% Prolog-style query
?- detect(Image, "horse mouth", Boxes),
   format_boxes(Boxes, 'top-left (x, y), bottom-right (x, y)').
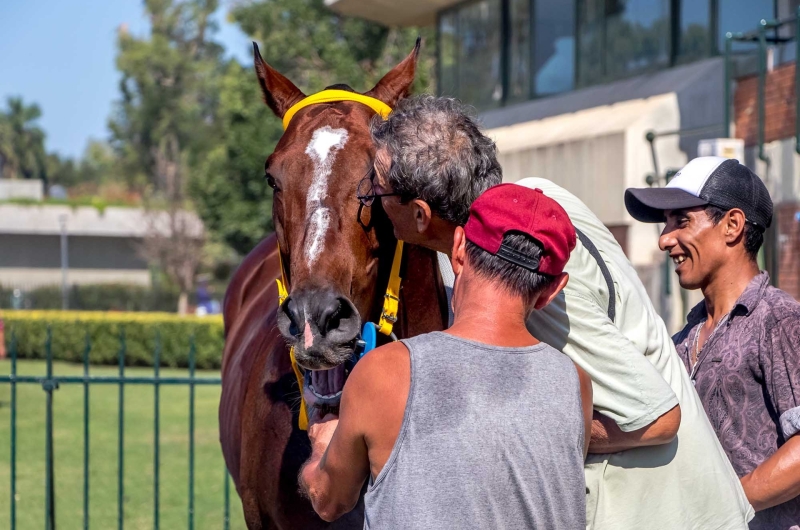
top-left (303, 364), bottom-right (347, 408)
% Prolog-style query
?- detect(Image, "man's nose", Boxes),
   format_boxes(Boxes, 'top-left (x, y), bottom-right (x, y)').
top-left (659, 226), bottom-right (675, 252)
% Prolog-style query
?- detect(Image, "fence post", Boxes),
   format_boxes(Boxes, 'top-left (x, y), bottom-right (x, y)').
top-left (83, 333), bottom-right (91, 530)
top-left (724, 32), bottom-right (733, 138)
top-left (43, 327), bottom-right (58, 530)
top-left (153, 331), bottom-right (161, 530)
top-left (224, 469), bottom-right (230, 530)
top-left (10, 331), bottom-right (17, 530)
top-left (188, 335), bottom-right (196, 530)
top-left (117, 329), bottom-right (126, 530)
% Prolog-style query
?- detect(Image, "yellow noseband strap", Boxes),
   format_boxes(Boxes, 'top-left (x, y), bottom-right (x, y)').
top-left (282, 89), bottom-right (393, 130)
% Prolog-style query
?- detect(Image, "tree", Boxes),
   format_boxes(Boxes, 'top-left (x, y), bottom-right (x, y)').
top-left (110, 0), bottom-right (223, 311)
top-left (0, 97), bottom-right (47, 181)
top-left (190, 0), bottom-right (436, 256)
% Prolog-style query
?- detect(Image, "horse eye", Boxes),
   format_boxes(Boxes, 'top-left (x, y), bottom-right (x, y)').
top-left (265, 172), bottom-right (278, 190)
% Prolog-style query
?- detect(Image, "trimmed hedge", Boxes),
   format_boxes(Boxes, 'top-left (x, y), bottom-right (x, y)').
top-left (1, 311), bottom-right (224, 369)
top-left (0, 284), bottom-right (187, 312)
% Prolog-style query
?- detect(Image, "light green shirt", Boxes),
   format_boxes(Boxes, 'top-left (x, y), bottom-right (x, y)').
top-left (518, 178), bottom-right (753, 529)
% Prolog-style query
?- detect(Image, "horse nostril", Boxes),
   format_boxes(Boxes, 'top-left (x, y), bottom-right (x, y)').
top-left (283, 296), bottom-right (303, 337)
top-left (317, 296), bottom-right (358, 337)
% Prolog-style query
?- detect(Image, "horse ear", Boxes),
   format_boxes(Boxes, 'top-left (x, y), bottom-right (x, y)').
top-left (365, 37), bottom-right (421, 108)
top-left (253, 42), bottom-right (306, 119)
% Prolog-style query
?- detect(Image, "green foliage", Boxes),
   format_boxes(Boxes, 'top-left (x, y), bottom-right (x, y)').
top-left (0, 283), bottom-right (189, 312)
top-left (190, 60), bottom-right (279, 255)
top-left (0, 97), bottom-right (47, 181)
top-left (188, 0), bottom-right (436, 255)
top-left (232, 0), bottom-right (436, 96)
top-left (110, 0), bottom-right (223, 193)
top-left (2, 311), bottom-right (224, 369)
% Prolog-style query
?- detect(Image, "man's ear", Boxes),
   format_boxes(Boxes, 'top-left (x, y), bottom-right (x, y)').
top-left (451, 227), bottom-right (467, 276)
top-left (533, 272), bottom-right (569, 310)
top-left (412, 199), bottom-right (433, 234)
top-left (724, 208), bottom-right (747, 245)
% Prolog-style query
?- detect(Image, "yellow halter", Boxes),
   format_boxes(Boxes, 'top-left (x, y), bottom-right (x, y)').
top-left (282, 89), bottom-right (392, 130)
top-left (277, 89), bottom-right (401, 430)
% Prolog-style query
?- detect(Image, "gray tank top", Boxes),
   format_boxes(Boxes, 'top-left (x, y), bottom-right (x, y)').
top-left (364, 332), bottom-right (586, 530)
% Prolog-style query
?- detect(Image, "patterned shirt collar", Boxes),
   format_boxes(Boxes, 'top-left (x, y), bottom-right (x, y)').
top-left (686, 271), bottom-right (771, 326)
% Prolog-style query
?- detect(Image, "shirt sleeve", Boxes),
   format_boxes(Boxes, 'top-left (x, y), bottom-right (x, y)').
top-left (767, 316), bottom-right (800, 439)
top-left (527, 290), bottom-right (679, 433)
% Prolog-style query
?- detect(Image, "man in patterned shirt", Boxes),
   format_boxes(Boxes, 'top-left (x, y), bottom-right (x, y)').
top-left (626, 156), bottom-right (800, 529)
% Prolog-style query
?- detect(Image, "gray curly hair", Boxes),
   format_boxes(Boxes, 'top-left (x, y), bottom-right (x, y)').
top-left (370, 95), bottom-right (503, 225)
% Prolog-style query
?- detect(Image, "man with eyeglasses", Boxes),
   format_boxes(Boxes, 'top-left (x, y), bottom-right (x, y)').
top-left (626, 157), bottom-right (800, 529)
top-left (351, 95), bottom-right (754, 529)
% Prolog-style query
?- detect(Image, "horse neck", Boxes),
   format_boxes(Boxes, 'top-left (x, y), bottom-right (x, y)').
top-left (395, 243), bottom-right (449, 339)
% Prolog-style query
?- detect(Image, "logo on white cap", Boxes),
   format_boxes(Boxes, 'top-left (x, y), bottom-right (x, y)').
top-left (666, 156), bottom-right (728, 197)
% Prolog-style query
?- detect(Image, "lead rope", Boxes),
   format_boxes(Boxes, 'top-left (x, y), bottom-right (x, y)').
top-left (276, 240), bottom-right (404, 431)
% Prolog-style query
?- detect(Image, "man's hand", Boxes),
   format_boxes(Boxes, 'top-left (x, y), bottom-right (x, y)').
top-left (308, 410), bottom-right (339, 455)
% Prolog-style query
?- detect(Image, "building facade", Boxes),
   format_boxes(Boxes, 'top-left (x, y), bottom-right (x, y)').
top-left (327, 0), bottom-right (800, 331)
top-left (0, 203), bottom-right (203, 291)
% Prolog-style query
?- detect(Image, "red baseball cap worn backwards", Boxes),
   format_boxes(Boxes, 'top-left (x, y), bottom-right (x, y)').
top-left (464, 184), bottom-right (576, 276)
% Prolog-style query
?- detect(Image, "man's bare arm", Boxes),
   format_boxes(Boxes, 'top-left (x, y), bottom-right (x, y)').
top-left (740, 434), bottom-right (800, 511)
top-left (299, 367), bottom-right (372, 521)
top-left (576, 365), bottom-right (593, 457)
top-left (589, 405), bottom-right (681, 454)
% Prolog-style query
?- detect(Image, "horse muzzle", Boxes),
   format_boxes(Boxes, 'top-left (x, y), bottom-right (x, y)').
top-left (277, 287), bottom-right (362, 370)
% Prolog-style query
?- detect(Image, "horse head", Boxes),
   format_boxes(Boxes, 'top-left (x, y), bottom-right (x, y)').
top-left (253, 41), bottom-right (419, 381)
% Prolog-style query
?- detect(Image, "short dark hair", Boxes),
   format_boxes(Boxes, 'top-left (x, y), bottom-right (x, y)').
top-left (370, 95), bottom-right (503, 225)
top-left (466, 231), bottom-right (556, 307)
top-left (705, 205), bottom-right (764, 261)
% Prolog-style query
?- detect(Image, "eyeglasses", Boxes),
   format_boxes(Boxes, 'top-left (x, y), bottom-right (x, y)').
top-left (356, 173), bottom-right (403, 207)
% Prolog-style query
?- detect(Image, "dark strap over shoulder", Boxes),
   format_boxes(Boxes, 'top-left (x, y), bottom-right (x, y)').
top-left (575, 228), bottom-right (616, 322)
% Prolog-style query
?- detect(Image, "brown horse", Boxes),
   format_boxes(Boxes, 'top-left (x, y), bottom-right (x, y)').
top-left (219, 42), bottom-right (449, 529)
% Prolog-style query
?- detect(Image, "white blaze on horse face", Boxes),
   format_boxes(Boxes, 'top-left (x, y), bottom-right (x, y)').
top-left (304, 126), bottom-right (349, 268)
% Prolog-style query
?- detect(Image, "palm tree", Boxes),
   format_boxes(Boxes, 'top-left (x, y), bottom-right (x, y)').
top-left (0, 97), bottom-right (47, 180)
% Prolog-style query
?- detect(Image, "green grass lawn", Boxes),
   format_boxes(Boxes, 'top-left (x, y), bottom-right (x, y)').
top-left (0, 360), bottom-right (246, 529)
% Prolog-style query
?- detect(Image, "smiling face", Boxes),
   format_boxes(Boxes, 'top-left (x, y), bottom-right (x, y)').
top-left (659, 207), bottom-right (730, 290)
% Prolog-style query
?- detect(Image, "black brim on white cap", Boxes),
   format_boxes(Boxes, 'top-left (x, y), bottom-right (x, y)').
top-left (624, 187), bottom-right (709, 223)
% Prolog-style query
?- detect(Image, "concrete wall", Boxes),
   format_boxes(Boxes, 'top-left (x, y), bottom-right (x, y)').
top-left (0, 233), bottom-right (150, 289)
top-left (0, 179), bottom-right (43, 201)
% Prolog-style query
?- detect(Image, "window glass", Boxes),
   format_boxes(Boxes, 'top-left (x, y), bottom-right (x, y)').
top-left (439, 12), bottom-right (458, 97)
top-left (508, 0), bottom-right (531, 103)
top-left (678, 0), bottom-right (712, 63)
top-left (604, 0), bottom-right (670, 79)
top-left (577, 0), bottom-right (606, 87)
top-left (534, 0), bottom-right (576, 95)
top-left (718, 0), bottom-right (775, 50)
top-left (457, 0), bottom-right (503, 110)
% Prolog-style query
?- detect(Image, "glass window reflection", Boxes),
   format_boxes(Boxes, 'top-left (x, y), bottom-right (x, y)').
top-left (457, 0), bottom-right (503, 110)
top-left (534, 0), bottom-right (575, 95)
top-left (718, 0), bottom-right (775, 51)
top-left (439, 12), bottom-right (458, 98)
top-left (678, 0), bottom-right (712, 63)
top-left (605, 0), bottom-right (670, 79)
top-left (508, 0), bottom-right (531, 103)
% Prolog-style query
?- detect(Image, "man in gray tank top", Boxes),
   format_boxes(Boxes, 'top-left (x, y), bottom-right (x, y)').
top-left (300, 184), bottom-right (594, 528)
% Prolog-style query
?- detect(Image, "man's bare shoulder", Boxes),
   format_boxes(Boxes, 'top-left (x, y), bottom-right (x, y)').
top-left (346, 341), bottom-right (410, 397)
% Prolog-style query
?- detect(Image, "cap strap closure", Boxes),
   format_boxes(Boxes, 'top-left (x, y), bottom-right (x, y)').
top-left (495, 244), bottom-right (540, 272)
